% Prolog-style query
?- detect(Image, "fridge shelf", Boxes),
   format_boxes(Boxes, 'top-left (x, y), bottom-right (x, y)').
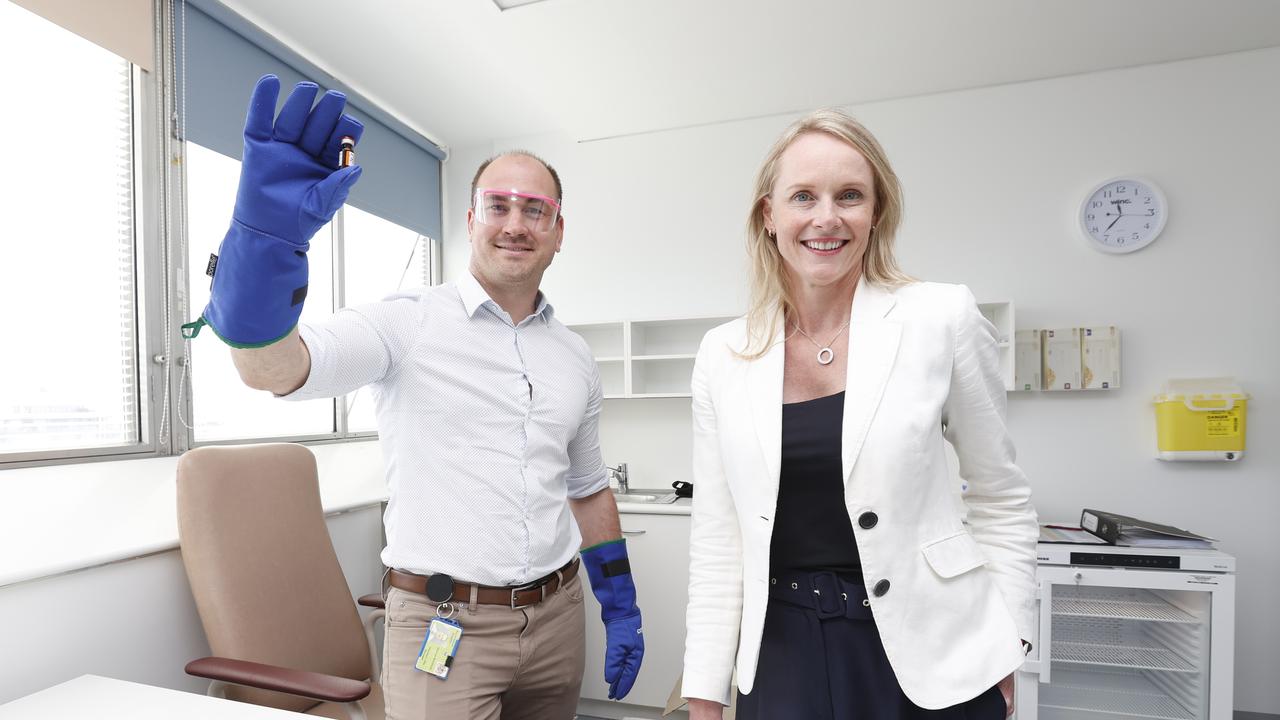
top-left (1053, 588), bottom-right (1197, 624)
top-left (1040, 681), bottom-right (1193, 720)
top-left (1053, 641), bottom-right (1196, 672)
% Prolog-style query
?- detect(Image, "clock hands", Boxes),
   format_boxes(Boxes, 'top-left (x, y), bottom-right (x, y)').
top-left (1104, 195), bottom-right (1145, 231)
top-left (1106, 206), bottom-right (1123, 231)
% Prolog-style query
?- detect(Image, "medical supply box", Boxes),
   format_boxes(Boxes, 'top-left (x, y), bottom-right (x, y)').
top-left (1154, 377), bottom-right (1247, 461)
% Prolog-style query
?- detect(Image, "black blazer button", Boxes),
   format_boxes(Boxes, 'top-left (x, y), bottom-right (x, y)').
top-left (873, 579), bottom-right (891, 597)
top-left (858, 511), bottom-right (878, 529)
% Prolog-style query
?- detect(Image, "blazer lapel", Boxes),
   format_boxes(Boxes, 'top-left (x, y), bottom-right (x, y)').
top-left (747, 321), bottom-right (785, 505)
top-left (842, 278), bottom-right (902, 486)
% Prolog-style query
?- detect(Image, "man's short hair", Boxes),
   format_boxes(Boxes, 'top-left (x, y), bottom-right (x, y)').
top-left (470, 151), bottom-right (563, 206)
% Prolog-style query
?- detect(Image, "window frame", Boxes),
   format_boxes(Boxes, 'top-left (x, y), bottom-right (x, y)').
top-left (0, 60), bottom-right (165, 470)
top-left (1, 2), bottom-right (442, 468)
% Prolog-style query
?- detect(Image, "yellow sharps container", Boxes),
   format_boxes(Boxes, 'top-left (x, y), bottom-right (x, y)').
top-left (1154, 378), bottom-right (1247, 461)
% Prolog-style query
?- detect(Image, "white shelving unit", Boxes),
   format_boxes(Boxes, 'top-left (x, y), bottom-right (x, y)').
top-left (977, 300), bottom-right (1015, 392)
top-left (572, 303), bottom-right (1012, 396)
top-left (567, 315), bottom-right (737, 398)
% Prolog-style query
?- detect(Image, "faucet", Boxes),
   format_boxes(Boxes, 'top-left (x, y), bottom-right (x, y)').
top-left (607, 463), bottom-right (629, 494)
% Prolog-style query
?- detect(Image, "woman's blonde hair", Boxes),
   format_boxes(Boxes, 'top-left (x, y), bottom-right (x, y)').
top-left (740, 108), bottom-right (913, 359)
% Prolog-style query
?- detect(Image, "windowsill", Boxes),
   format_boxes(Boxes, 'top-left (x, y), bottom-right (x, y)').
top-left (0, 440), bottom-right (388, 589)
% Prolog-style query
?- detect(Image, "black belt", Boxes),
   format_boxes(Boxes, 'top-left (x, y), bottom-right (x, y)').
top-left (768, 569), bottom-right (873, 620)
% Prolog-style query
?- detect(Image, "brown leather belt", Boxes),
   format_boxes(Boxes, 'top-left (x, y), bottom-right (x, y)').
top-left (389, 558), bottom-right (579, 609)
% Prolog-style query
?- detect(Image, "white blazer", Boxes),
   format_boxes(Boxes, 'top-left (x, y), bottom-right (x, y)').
top-left (682, 279), bottom-right (1038, 710)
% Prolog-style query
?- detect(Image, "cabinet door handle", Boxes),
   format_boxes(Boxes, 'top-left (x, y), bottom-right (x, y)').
top-left (621, 529), bottom-right (647, 536)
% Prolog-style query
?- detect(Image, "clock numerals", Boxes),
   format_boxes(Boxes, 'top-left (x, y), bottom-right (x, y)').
top-left (1081, 178), bottom-right (1166, 254)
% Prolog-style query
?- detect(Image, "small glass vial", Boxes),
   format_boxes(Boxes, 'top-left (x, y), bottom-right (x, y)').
top-left (338, 136), bottom-right (356, 168)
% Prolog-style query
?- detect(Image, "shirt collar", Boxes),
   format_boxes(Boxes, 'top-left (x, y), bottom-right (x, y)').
top-left (458, 271), bottom-right (555, 325)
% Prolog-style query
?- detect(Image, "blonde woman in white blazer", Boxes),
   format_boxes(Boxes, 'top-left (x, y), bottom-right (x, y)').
top-left (682, 110), bottom-right (1038, 720)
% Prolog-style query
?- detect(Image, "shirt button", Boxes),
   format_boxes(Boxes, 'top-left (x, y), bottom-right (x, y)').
top-left (873, 579), bottom-right (891, 597)
top-left (858, 511), bottom-right (878, 529)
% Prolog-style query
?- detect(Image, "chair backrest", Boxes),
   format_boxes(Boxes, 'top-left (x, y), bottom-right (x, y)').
top-left (177, 443), bottom-right (371, 713)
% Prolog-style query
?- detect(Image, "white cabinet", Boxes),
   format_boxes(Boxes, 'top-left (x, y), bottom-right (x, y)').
top-left (580, 511), bottom-right (691, 711)
top-left (568, 316), bottom-right (736, 398)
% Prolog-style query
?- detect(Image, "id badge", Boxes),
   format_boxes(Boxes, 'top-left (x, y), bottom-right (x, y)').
top-left (415, 617), bottom-right (463, 679)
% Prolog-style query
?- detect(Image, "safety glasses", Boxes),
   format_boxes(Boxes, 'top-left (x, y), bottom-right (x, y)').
top-left (473, 188), bottom-right (562, 233)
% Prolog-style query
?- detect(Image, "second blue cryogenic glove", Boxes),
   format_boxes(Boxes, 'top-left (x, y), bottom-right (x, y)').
top-left (182, 74), bottom-right (364, 347)
top-left (582, 539), bottom-right (644, 700)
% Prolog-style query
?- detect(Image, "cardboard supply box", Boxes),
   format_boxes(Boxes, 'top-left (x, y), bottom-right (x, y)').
top-left (1014, 329), bottom-right (1042, 392)
top-left (1042, 327), bottom-right (1082, 391)
top-left (1081, 326), bottom-right (1121, 389)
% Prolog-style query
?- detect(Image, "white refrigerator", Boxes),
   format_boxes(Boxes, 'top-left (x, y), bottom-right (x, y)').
top-left (1017, 543), bottom-right (1236, 720)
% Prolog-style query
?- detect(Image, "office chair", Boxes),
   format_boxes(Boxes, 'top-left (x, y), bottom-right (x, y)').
top-left (177, 443), bottom-right (385, 720)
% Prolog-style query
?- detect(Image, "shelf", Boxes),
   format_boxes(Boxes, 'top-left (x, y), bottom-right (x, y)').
top-left (1052, 641), bottom-right (1196, 673)
top-left (631, 355), bottom-right (694, 395)
top-left (568, 315), bottom-right (736, 398)
top-left (1040, 671), bottom-right (1194, 720)
top-left (631, 317), bottom-right (729, 356)
top-left (1053, 588), bottom-right (1197, 624)
top-left (598, 359), bottom-right (625, 397)
top-left (633, 354), bottom-right (696, 361)
top-left (570, 322), bottom-right (625, 358)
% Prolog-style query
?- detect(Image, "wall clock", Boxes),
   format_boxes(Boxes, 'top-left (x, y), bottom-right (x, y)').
top-left (1080, 177), bottom-right (1167, 254)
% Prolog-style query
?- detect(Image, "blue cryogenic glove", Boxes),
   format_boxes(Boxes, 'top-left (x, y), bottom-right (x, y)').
top-left (581, 539), bottom-right (644, 700)
top-left (182, 74), bottom-right (364, 347)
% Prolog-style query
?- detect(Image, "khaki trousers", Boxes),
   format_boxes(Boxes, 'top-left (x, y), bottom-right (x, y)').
top-left (382, 572), bottom-right (586, 720)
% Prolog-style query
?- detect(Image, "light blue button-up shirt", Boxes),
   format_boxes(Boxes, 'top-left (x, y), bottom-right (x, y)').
top-left (289, 272), bottom-right (608, 585)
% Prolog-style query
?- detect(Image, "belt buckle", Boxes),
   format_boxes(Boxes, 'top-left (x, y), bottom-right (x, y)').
top-left (810, 571), bottom-right (844, 619)
top-left (509, 578), bottom-right (547, 610)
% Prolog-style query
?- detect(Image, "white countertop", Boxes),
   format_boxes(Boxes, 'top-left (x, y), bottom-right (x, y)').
top-left (0, 675), bottom-right (309, 719)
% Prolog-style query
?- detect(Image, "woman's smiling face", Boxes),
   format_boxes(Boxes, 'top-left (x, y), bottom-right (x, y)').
top-left (764, 131), bottom-right (878, 292)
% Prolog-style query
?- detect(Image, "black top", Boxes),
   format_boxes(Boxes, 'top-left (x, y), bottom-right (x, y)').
top-left (769, 391), bottom-right (862, 574)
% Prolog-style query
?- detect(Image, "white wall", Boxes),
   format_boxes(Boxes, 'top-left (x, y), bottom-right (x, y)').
top-left (443, 47), bottom-right (1280, 713)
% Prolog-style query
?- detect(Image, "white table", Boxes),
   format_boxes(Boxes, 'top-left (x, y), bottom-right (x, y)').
top-left (0, 675), bottom-right (308, 719)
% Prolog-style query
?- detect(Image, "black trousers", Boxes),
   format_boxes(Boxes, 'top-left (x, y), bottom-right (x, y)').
top-left (737, 569), bottom-right (1006, 720)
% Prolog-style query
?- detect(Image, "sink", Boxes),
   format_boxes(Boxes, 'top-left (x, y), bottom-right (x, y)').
top-left (612, 490), bottom-right (679, 504)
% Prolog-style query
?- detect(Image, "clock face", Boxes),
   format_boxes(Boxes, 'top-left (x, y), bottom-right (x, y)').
top-left (1080, 178), bottom-right (1167, 254)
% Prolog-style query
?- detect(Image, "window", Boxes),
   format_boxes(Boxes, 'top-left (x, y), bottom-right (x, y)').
top-left (0, 3), bottom-right (140, 455)
top-left (1, 0), bottom-right (445, 463)
top-left (341, 206), bottom-right (434, 432)
top-left (184, 145), bottom-right (435, 440)
top-left (184, 142), bottom-right (336, 442)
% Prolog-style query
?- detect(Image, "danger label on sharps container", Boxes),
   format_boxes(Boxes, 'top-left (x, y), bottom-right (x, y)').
top-left (1205, 413), bottom-right (1240, 437)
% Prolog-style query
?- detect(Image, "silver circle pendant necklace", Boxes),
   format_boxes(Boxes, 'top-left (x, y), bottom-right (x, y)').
top-left (792, 318), bottom-right (851, 365)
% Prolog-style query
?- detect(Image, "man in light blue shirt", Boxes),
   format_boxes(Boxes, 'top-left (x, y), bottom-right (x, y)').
top-left (209, 77), bottom-right (643, 720)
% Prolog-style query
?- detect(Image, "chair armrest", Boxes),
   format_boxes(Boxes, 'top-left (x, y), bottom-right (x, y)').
top-left (185, 656), bottom-right (371, 703)
top-left (357, 593), bottom-right (385, 609)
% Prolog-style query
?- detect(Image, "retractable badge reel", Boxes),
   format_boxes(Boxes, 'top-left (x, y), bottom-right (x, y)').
top-left (415, 574), bottom-right (463, 679)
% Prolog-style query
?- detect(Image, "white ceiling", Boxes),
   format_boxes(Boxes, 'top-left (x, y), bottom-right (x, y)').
top-left (215, 0), bottom-right (1280, 153)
